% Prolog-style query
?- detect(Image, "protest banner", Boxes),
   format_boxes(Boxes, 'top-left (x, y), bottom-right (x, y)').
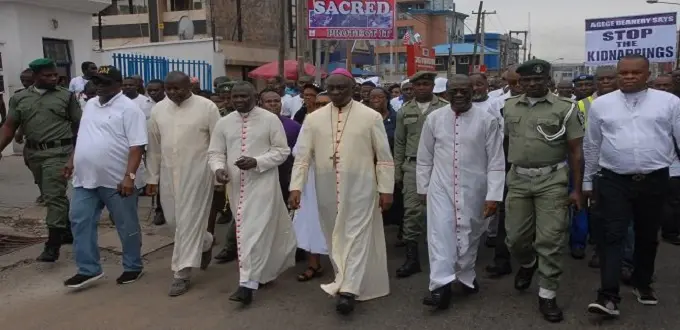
top-left (585, 12), bottom-right (677, 66)
top-left (307, 0), bottom-right (396, 40)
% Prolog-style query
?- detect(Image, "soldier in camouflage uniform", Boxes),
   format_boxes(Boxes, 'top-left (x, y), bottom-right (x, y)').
top-left (503, 59), bottom-right (584, 323)
top-left (0, 58), bottom-right (81, 262)
top-left (393, 71), bottom-right (449, 278)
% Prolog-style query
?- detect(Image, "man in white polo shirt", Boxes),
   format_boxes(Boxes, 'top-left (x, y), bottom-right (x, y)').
top-left (64, 65), bottom-right (147, 289)
top-left (122, 76), bottom-right (153, 119)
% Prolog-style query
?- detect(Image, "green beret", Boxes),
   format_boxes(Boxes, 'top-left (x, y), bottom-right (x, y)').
top-left (213, 76), bottom-right (231, 86)
top-left (216, 81), bottom-right (236, 93)
top-left (28, 58), bottom-right (56, 72)
top-left (516, 59), bottom-right (551, 76)
top-left (410, 71), bottom-right (437, 82)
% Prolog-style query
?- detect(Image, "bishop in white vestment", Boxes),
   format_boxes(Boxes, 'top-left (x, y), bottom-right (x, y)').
top-left (289, 69), bottom-right (395, 315)
top-left (146, 72), bottom-right (219, 297)
top-left (417, 75), bottom-right (505, 309)
top-left (208, 82), bottom-right (296, 305)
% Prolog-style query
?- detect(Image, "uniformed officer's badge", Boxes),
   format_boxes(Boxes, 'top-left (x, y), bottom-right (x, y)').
top-left (533, 65), bottom-right (543, 74)
top-left (577, 111), bottom-right (585, 126)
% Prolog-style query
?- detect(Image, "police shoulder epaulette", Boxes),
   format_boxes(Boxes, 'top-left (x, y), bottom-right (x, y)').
top-left (402, 99), bottom-right (415, 107)
top-left (557, 96), bottom-right (576, 104)
top-left (437, 96), bottom-right (450, 104)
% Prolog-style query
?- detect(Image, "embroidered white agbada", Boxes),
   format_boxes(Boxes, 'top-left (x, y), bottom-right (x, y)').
top-left (416, 103), bottom-right (505, 291)
top-left (290, 100), bottom-right (394, 301)
top-left (208, 106), bottom-right (297, 288)
top-left (292, 128), bottom-right (328, 255)
top-left (146, 94), bottom-right (220, 273)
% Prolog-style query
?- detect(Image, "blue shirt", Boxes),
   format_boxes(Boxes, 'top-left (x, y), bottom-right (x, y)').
top-left (383, 107), bottom-right (397, 151)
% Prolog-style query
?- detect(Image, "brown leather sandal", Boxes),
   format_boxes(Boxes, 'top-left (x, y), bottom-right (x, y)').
top-left (297, 266), bottom-right (323, 282)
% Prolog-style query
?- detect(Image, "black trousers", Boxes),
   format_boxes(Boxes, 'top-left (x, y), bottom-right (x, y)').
top-left (155, 190), bottom-right (163, 213)
top-left (661, 177), bottom-right (680, 238)
top-left (494, 186), bottom-right (511, 264)
top-left (593, 168), bottom-right (669, 302)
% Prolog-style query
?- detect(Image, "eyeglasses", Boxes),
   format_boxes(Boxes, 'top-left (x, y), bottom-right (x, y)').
top-left (315, 101), bottom-right (329, 107)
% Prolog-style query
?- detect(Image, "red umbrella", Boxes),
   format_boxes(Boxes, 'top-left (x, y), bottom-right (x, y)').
top-left (248, 60), bottom-right (326, 80)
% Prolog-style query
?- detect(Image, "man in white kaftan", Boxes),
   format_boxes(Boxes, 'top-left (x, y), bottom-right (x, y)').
top-left (289, 69), bottom-right (395, 315)
top-left (145, 72), bottom-right (220, 297)
top-left (417, 75), bottom-right (505, 310)
top-left (208, 82), bottom-right (297, 305)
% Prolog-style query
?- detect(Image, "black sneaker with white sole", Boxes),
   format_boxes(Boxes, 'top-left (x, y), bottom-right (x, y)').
top-left (587, 298), bottom-right (620, 316)
top-left (633, 287), bottom-right (658, 305)
top-left (64, 273), bottom-right (104, 288)
top-left (116, 271), bottom-right (144, 285)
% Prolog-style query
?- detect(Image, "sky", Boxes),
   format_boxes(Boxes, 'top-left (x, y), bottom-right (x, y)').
top-left (451, 0), bottom-right (680, 63)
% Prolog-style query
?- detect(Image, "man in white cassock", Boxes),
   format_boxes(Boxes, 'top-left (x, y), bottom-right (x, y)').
top-left (417, 75), bottom-right (506, 310)
top-left (289, 68), bottom-right (395, 315)
top-left (145, 72), bottom-right (220, 297)
top-left (208, 82), bottom-right (296, 305)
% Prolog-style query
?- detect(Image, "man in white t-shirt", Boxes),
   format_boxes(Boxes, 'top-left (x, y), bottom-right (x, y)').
top-left (69, 61), bottom-right (97, 94)
top-left (122, 77), bottom-right (153, 119)
top-left (64, 65), bottom-right (147, 289)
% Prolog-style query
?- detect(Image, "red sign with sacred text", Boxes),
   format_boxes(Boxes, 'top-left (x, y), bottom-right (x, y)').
top-left (406, 44), bottom-right (436, 76)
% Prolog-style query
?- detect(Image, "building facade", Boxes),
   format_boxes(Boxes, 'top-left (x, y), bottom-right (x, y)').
top-left (373, 0), bottom-right (467, 81)
top-left (0, 0), bottom-right (111, 155)
top-left (463, 33), bottom-right (522, 71)
top-left (93, 0), bottom-right (295, 80)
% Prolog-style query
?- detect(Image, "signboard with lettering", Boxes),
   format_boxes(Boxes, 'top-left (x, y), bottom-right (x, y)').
top-left (307, 0), bottom-right (396, 40)
top-left (585, 12), bottom-right (677, 66)
top-left (406, 44), bottom-right (436, 76)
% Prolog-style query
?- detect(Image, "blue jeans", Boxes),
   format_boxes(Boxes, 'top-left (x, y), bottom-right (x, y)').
top-left (568, 172), bottom-right (589, 249)
top-left (70, 187), bottom-right (143, 276)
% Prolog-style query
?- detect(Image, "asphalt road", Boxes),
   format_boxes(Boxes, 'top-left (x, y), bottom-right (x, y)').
top-left (1, 224), bottom-right (679, 330)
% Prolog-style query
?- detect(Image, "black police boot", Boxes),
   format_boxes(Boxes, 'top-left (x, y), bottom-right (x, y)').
top-left (214, 248), bottom-right (237, 263)
top-left (61, 225), bottom-right (74, 245)
top-left (36, 228), bottom-right (62, 262)
top-left (514, 261), bottom-right (538, 291)
top-left (485, 262), bottom-right (512, 278)
top-left (539, 297), bottom-right (564, 323)
top-left (422, 282), bottom-right (453, 310)
top-left (396, 242), bottom-right (421, 278)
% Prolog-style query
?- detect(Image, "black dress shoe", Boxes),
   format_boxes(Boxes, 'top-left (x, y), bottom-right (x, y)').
top-left (460, 280), bottom-right (479, 295)
top-left (538, 297), bottom-right (564, 323)
top-left (396, 242), bottom-right (421, 278)
top-left (153, 211), bottom-right (166, 226)
top-left (336, 293), bottom-right (356, 315)
top-left (588, 253), bottom-right (600, 268)
top-left (214, 248), bottom-right (237, 263)
top-left (570, 246), bottom-right (586, 260)
top-left (514, 262), bottom-right (538, 291)
top-left (422, 283), bottom-right (452, 310)
top-left (228, 286), bottom-right (253, 305)
top-left (200, 249), bottom-right (212, 270)
top-left (485, 262), bottom-right (512, 278)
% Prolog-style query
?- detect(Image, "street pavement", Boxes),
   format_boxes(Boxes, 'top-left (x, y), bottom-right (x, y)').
top-left (1, 155), bottom-right (680, 330)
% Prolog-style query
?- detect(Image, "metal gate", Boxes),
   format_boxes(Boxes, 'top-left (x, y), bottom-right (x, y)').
top-left (112, 53), bottom-right (213, 91)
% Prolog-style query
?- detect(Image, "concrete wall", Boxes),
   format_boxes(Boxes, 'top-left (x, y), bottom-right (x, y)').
top-left (0, 2), bottom-right (100, 155)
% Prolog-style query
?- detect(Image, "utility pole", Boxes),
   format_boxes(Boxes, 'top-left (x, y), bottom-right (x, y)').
top-left (472, 10), bottom-right (496, 67)
top-left (277, 0), bottom-right (286, 79)
top-left (509, 30), bottom-right (528, 63)
top-left (446, 1), bottom-right (457, 77)
top-left (469, 1), bottom-right (483, 74)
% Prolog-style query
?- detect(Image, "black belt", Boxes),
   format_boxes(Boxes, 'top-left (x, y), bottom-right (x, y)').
top-left (601, 167), bottom-right (669, 182)
top-left (26, 138), bottom-right (74, 151)
top-left (405, 156), bottom-right (417, 162)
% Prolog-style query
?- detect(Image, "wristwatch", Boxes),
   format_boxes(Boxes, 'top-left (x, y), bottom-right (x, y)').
top-left (127, 172), bottom-right (136, 180)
